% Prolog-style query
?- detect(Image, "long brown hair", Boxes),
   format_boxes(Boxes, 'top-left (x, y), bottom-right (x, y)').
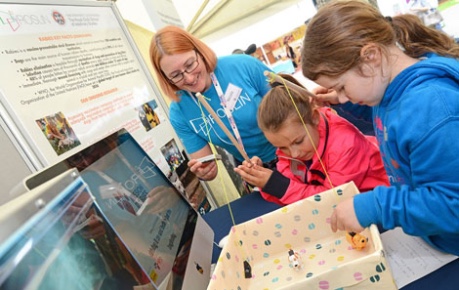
top-left (258, 74), bottom-right (317, 133)
top-left (301, 0), bottom-right (459, 81)
top-left (149, 26), bottom-right (217, 101)
top-left (391, 13), bottom-right (459, 58)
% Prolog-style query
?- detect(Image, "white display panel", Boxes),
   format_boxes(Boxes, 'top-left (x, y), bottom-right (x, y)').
top-left (0, 0), bottom-right (179, 176)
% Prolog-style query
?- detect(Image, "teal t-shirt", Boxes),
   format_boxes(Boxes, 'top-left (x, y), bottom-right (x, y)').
top-left (170, 54), bottom-right (276, 163)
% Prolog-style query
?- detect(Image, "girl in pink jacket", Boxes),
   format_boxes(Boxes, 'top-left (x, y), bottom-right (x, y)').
top-left (235, 79), bottom-right (389, 206)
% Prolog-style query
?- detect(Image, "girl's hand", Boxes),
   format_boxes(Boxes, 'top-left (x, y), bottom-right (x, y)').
top-left (312, 86), bottom-right (340, 106)
top-left (244, 156), bottom-right (263, 168)
top-left (330, 197), bottom-right (364, 233)
top-left (234, 156), bottom-right (272, 188)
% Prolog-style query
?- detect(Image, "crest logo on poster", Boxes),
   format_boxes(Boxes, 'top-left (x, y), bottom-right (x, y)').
top-left (52, 11), bottom-right (65, 25)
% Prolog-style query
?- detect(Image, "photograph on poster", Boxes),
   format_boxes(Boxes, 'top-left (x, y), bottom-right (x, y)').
top-left (36, 111), bottom-right (81, 155)
top-left (160, 138), bottom-right (212, 214)
top-left (137, 100), bottom-right (161, 132)
top-left (160, 138), bottom-right (185, 172)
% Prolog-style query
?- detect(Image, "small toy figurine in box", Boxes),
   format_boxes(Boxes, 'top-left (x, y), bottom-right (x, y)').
top-left (287, 249), bottom-right (303, 270)
top-left (346, 232), bottom-right (368, 251)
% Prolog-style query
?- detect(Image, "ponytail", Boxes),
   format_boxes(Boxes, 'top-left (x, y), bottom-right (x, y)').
top-left (391, 13), bottom-right (459, 58)
top-left (301, 1), bottom-right (459, 81)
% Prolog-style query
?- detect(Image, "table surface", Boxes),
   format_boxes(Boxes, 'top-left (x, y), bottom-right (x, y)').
top-left (202, 191), bottom-right (459, 290)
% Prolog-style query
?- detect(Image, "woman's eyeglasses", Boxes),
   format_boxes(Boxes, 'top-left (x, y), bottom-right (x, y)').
top-left (168, 51), bottom-right (199, 84)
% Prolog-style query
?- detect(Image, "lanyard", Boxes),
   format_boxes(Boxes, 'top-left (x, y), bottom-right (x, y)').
top-left (209, 72), bottom-right (245, 150)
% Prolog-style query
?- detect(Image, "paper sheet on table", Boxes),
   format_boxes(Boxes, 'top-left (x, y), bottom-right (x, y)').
top-left (381, 227), bottom-right (458, 289)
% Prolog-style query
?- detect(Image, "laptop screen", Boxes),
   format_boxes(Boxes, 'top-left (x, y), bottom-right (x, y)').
top-left (11, 129), bottom-right (213, 290)
top-left (0, 175), bottom-right (156, 289)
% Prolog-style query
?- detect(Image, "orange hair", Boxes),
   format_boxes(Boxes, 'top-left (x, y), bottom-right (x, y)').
top-left (149, 26), bottom-right (217, 101)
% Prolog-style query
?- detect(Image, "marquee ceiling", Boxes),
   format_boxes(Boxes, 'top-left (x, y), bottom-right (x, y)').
top-left (187, 0), bottom-right (305, 39)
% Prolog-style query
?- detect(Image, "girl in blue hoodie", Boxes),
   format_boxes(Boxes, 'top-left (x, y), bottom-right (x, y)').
top-left (301, 0), bottom-right (459, 256)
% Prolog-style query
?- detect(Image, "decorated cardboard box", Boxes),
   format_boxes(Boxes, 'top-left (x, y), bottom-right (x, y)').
top-left (208, 182), bottom-right (397, 289)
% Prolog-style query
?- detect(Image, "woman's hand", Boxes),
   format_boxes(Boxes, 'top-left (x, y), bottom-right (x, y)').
top-left (188, 158), bottom-right (218, 181)
top-left (188, 146), bottom-right (219, 181)
top-left (234, 156), bottom-right (272, 188)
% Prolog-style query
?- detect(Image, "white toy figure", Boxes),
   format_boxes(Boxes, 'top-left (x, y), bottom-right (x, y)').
top-left (288, 249), bottom-right (303, 270)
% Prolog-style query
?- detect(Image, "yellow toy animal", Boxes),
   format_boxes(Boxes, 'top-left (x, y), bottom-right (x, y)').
top-left (346, 232), bottom-right (368, 250)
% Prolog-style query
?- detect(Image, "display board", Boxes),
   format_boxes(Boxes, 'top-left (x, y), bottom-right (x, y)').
top-left (0, 0), bottom-right (180, 176)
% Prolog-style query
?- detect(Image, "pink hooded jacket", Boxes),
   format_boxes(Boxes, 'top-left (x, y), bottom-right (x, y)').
top-left (260, 107), bottom-right (389, 205)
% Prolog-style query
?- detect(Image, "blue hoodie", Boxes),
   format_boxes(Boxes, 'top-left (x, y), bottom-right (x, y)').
top-left (354, 53), bottom-right (459, 255)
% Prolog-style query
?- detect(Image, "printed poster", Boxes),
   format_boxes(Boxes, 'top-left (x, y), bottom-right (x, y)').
top-left (0, 2), bottom-right (174, 174)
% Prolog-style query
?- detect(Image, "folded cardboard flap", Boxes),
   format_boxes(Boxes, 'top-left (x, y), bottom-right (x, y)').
top-left (208, 182), bottom-right (396, 289)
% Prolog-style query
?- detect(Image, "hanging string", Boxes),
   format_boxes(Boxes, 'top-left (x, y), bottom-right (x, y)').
top-left (195, 71), bottom-right (364, 277)
top-left (265, 71), bottom-right (336, 190)
top-left (194, 94), bottom-right (238, 226)
top-left (266, 71), bottom-right (366, 250)
top-left (195, 93), bottom-right (253, 276)
top-left (264, 71), bottom-right (317, 99)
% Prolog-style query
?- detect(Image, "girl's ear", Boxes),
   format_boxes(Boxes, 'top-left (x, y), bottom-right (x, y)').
top-left (360, 43), bottom-right (381, 64)
top-left (311, 109), bottom-right (320, 126)
top-left (360, 43), bottom-right (382, 76)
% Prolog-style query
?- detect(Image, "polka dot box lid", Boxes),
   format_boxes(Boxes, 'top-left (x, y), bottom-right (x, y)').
top-left (207, 181), bottom-right (396, 290)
